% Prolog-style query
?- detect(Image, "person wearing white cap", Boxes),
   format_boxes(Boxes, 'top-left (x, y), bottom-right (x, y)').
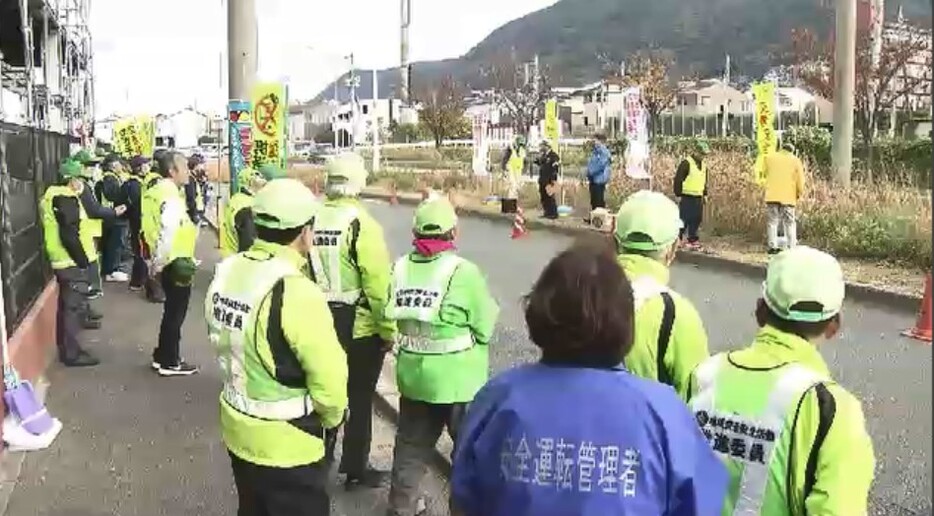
top-left (689, 246), bottom-right (875, 515)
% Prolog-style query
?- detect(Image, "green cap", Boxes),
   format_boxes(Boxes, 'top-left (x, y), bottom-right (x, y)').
top-left (258, 164), bottom-right (286, 181)
top-left (171, 257), bottom-right (197, 286)
top-left (325, 153), bottom-right (368, 195)
top-left (59, 159), bottom-right (83, 179)
top-left (614, 190), bottom-right (682, 251)
top-left (763, 246), bottom-right (845, 323)
top-left (72, 149), bottom-right (101, 165)
top-left (413, 197), bottom-right (458, 236)
top-left (252, 178), bottom-right (320, 230)
top-left (695, 139), bottom-right (711, 155)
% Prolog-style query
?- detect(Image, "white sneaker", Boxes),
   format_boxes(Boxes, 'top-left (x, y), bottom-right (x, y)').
top-left (104, 271), bottom-right (130, 282)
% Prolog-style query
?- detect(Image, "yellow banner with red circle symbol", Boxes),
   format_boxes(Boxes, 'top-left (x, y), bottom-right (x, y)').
top-left (752, 82), bottom-right (777, 185)
top-left (250, 82), bottom-right (287, 169)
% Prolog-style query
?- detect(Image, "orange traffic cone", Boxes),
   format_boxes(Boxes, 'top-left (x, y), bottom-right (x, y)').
top-left (389, 184), bottom-right (399, 205)
top-left (511, 207), bottom-right (528, 239)
top-left (903, 273), bottom-right (932, 343)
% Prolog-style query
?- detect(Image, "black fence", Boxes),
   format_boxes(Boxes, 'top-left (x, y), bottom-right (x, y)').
top-left (0, 122), bottom-right (70, 336)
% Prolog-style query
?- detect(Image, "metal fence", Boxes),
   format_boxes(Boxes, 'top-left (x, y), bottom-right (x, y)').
top-left (0, 122), bottom-right (71, 336)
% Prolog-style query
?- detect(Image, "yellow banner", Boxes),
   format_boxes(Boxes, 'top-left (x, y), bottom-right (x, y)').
top-left (114, 118), bottom-right (143, 158)
top-left (135, 115), bottom-right (156, 157)
top-left (250, 82), bottom-right (287, 168)
top-left (752, 82), bottom-right (777, 184)
top-left (544, 98), bottom-right (559, 150)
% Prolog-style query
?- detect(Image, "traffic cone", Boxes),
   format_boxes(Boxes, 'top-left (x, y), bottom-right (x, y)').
top-left (511, 207), bottom-right (528, 239)
top-left (389, 184), bottom-right (399, 205)
top-left (903, 273), bottom-right (932, 343)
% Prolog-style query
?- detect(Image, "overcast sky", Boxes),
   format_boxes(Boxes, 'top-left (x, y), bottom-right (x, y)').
top-left (90, 0), bottom-right (557, 117)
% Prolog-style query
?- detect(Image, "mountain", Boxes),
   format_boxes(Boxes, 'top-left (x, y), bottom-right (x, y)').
top-left (315, 0), bottom-right (932, 102)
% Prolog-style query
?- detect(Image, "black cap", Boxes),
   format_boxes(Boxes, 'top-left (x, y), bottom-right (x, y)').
top-left (130, 155), bottom-right (151, 170)
top-left (188, 154), bottom-right (206, 169)
top-left (102, 153), bottom-right (121, 170)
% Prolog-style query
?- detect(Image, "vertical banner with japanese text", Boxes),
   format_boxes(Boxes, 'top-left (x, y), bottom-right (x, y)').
top-left (114, 117), bottom-right (143, 158)
top-left (752, 82), bottom-right (777, 184)
top-left (543, 99), bottom-right (559, 151)
top-left (228, 100), bottom-right (253, 193)
top-left (623, 87), bottom-right (651, 180)
top-left (250, 82), bottom-right (287, 169)
top-left (471, 113), bottom-right (490, 176)
top-left (135, 115), bottom-right (156, 157)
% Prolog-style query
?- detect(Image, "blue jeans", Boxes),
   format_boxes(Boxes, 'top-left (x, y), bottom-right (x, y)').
top-left (101, 223), bottom-right (128, 276)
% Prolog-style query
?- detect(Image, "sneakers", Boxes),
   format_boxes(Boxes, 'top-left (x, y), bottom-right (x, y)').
top-left (128, 284), bottom-right (143, 292)
top-left (104, 271), bottom-right (130, 282)
top-left (87, 289), bottom-right (103, 300)
top-left (157, 361), bottom-right (199, 377)
top-left (62, 350), bottom-right (100, 368)
top-left (81, 319), bottom-right (102, 330)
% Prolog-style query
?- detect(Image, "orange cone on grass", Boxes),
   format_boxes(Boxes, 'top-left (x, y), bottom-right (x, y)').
top-left (903, 273), bottom-right (932, 343)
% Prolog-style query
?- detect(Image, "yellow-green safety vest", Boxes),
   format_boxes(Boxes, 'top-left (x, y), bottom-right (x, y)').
top-left (386, 253), bottom-right (473, 355)
top-left (309, 205), bottom-right (362, 305)
top-left (219, 191), bottom-right (254, 258)
top-left (682, 156), bottom-right (707, 196)
top-left (141, 179), bottom-right (197, 262)
top-left (40, 185), bottom-right (98, 269)
top-left (690, 355), bottom-right (828, 516)
top-left (205, 251), bottom-right (319, 466)
top-left (507, 146), bottom-right (526, 178)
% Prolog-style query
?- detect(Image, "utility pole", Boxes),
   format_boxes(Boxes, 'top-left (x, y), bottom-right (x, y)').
top-left (372, 69), bottom-right (380, 172)
top-left (227, 0), bottom-right (258, 192)
top-left (348, 53), bottom-right (357, 151)
top-left (831, 0), bottom-right (857, 188)
top-left (400, 0), bottom-right (411, 104)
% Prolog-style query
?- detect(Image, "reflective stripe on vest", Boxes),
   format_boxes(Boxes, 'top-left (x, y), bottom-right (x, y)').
top-left (682, 157), bottom-right (707, 196)
top-left (631, 275), bottom-right (671, 311)
top-left (311, 206), bottom-right (361, 305)
top-left (41, 186), bottom-right (96, 269)
top-left (388, 254), bottom-right (473, 355)
top-left (208, 255), bottom-right (314, 421)
top-left (691, 356), bottom-right (826, 515)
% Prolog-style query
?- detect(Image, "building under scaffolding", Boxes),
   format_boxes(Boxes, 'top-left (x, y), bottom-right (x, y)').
top-left (0, 0), bottom-right (94, 140)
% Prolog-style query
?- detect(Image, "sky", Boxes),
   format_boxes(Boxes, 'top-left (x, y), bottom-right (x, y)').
top-left (90, 0), bottom-right (558, 118)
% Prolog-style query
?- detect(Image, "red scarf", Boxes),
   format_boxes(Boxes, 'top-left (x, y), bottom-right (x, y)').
top-left (412, 238), bottom-right (456, 257)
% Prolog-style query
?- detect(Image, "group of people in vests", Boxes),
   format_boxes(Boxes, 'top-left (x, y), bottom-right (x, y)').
top-left (205, 151), bottom-right (874, 516)
top-left (41, 148), bottom-right (208, 375)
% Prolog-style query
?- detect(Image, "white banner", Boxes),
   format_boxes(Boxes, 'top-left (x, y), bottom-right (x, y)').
top-left (623, 87), bottom-right (651, 180)
top-left (471, 114), bottom-right (490, 176)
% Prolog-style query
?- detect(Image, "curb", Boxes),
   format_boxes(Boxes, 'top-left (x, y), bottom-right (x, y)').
top-left (361, 189), bottom-right (922, 312)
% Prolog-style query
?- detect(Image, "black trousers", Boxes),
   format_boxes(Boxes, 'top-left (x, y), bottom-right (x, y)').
top-left (678, 195), bottom-right (704, 243)
top-left (388, 398), bottom-right (467, 516)
top-left (153, 263), bottom-right (191, 367)
top-left (54, 267), bottom-right (92, 362)
top-left (538, 182), bottom-right (558, 218)
top-left (588, 181), bottom-right (606, 211)
top-left (128, 227), bottom-right (146, 288)
top-left (329, 304), bottom-right (387, 476)
top-left (229, 452), bottom-right (330, 516)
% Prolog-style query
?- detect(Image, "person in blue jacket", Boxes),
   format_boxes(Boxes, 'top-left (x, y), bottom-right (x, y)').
top-left (451, 241), bottom-right (727, 516)
top-left (585, 133), bottom-right (611, 213)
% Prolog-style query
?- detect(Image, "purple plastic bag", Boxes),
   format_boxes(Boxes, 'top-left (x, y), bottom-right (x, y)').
top-left (4, 380), bottom-right (54, 435)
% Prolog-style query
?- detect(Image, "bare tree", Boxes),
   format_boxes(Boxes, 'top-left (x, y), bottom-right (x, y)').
top-left (415, 76), bottom-right (467, 148)
top-left (792, 22), bottom-right (932, 178)
top-left (481, 52), bottom-right (551, 138)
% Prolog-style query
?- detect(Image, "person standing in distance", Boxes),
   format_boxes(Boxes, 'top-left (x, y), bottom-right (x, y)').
top-left (39, 159), bottom-right (103, 367)
top-left (762, 141), bottom-right (806, 254)
top-left (143, 151), bottom-right (199, 376)
top-left (673, 139), bottom-right (709, 250)
top-left (205, 178), bottom-right (348, 516)
top-left (689, 246), bottom-right (875, 515)
top-left (309, 153), bottom-right (397, 489)
top-left (124, 155), bottom-right (151, 292)
top-left (585, 133), bottom-right (612, 216)
top-left (385, 197), bottom-right (499, 516)
top-left (613, 190), bottom-right (709, 401)
top-left (534, 140), bottom-right (560, 220)
top-left (97, 154), bottom-right (130, 283)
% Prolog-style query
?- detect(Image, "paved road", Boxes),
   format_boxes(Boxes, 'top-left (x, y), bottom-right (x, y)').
top-left (366, 200), bottom-right (931, 515)
top-left (5, 233), bottom-right (449, 516)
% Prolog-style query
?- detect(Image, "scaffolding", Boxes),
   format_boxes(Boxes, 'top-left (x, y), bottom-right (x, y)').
top-left (0, 0), bottom-right (94, 138)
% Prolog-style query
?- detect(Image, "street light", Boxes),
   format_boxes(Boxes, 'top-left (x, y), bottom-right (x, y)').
top-left (304, 46), bottom-right (355, 150)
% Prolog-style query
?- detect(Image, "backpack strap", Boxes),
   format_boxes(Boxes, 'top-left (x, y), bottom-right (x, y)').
top-left (656, 292), bottom-right (676, 385)
top-left (786, 380), bottom-right (837, 508)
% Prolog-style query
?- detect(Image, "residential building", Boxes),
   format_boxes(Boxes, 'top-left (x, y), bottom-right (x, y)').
top-left (676, 79), bottom-right (752, 116)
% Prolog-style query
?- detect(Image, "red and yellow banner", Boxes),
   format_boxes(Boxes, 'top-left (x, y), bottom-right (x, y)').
top-left (250, 82), bottom-right (287, 168)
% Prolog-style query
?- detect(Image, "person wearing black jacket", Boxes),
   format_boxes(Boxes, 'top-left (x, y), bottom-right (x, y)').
top-left (184, 154), bottom-right (207, 225)
top-left (672, 140), bottom-right (710, 250)
top-left (41, 160), bottom-right (102, 367)
top-left (535, 141), bottom-right (560, 219)
top-left (124, 155), bottom-right (150, 292)
top-left (97, 154), bottom-right (130, 282)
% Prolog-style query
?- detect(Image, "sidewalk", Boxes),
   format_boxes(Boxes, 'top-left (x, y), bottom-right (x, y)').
top-left (2, 231), bottom-right (449, 516)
